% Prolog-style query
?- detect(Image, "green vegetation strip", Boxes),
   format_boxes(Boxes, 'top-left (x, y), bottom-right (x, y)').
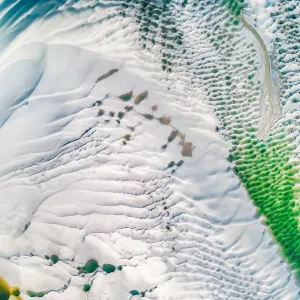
top-left (231, 131), bottom-right (300, 275)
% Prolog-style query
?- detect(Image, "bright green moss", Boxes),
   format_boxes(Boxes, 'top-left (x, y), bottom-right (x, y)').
top-left (230, 133), bottom-right (299, 270)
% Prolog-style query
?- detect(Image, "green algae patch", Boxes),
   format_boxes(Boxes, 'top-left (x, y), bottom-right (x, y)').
top-left (102, 264), bottom-right (116, 274)
top-left (177, 160), bottom-right (184, 167)
top-left (168, 161), bottom-right (175, 168)
top-left (220, 0), bottom-right (244, 16)
top-left (0, 277), bottom-right (22, 300)
top-left (121, 0), bottom-right (183, 70)
top-left (228, 129), bottom-right (300, 272)
top-left (117, 265), bottom-right (123, 271)
top-left (119, 91), bottom-right (133, 101)
top-left (11, 288), bottom-right (20, 297)
top-left (134, 91), bottom-right (148, 105)
top-left (158, 116), bottom-right (171, 125)
top-left (168, 130), bottom-right (178, 143)
top-left (78, 259), bottom-right (99, 274)
top-left (130, 290), bottom-right (139, 296)
top-left (50, 254), bottom-right (59, 264)
top-left (143, 114), bottom-right (153, 120)
top-left (83, 284), bottom-right (91, 292)
top-left (0, 277), bottom-right (11, 300)
top-left (27, 290), bottom-right (46, 297)
top-left (124, 134), bottom-right (131, 141)
top-left (24, 222), bottom-right (30, 232)
top-left (118, 112), bottom-right (125, 119)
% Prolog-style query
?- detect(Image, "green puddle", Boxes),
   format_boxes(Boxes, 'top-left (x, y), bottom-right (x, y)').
top-left (77, 259), bottom-right (99, 274)
top-left (27, 290), bottom-right (46, 298)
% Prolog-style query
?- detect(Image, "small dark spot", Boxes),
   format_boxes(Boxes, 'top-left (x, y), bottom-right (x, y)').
top-left (143, 114), bottom-right (153, 120)
top-left (130, 290), bottom-right (139, 296)
top-left (168, 161), bottom-right (175, 168)
top-left (158, 116), bottom-right (171, 125)
top-left (152, 105), bottom-right (158, 111)
top-left (127, 126), bottom-right (135, 132)
top-left (161, 144), bottom-right (167, 149)
top-left (118, 111), bottom-right (125, 119)
top-left (24, 222), bottom-right (30, 232)
top-left (119, 91), bottom-right (133, 101)
top-left (102, 264), bottom-right (116, 274)
top-left (50, 254), bottom-right (59, 264)
top-left (109, 111), bottom-right (115, 117)
top-left (168, 130), bottom-right (178, 142)
top-left (177, 160), bottom-right (184, 167)
top-left (124, 134), bottom-right (131, 141)
top-left (83, 284), bottom-right (91, 292)
top-left (98, 109), bottom-right (105, 116)
top-left (134, 91), bottom-right (148, 105)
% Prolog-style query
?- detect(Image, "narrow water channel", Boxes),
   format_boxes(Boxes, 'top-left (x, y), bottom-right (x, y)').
top-left (241, 14), bottom-right (281, 140)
